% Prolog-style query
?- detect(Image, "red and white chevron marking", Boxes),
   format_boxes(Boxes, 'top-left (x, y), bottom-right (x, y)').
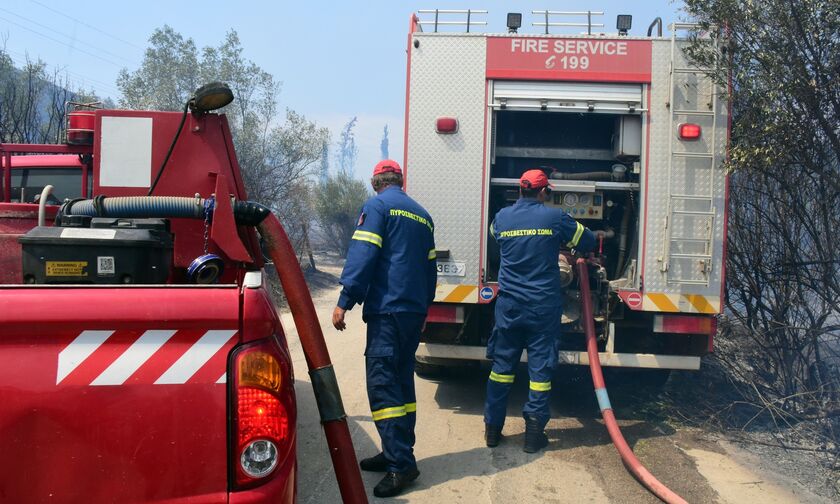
top-left (56, 329), bottom-right (238, 386)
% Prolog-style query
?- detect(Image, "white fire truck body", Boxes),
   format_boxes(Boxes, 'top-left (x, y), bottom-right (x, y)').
top-left (404, 12), bottom-right (729, 371)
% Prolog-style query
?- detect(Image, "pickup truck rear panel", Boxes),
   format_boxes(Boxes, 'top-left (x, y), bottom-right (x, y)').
top-left (0, 287), bottom-right (241, 502)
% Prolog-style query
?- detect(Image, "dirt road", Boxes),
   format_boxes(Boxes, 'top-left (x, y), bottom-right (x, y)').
top-left (281, 260), bottom-right (828, 503)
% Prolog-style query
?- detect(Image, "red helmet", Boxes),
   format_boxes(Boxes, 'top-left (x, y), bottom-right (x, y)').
top-left (373, 159), bottom-right (403, 176)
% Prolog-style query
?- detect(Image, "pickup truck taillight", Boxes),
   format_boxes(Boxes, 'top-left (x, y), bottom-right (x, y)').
top-left (230, 338), bottom-right (294, 489)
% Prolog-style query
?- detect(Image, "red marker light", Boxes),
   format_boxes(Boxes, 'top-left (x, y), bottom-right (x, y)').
top-left (679, 123), bottom-right (701, 140)
top-left (436, 117), bottom-right (458, 134)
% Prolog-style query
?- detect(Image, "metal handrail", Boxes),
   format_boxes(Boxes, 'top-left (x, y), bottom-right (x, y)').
top-left (417, 9), bottom-right (488, 33)
top-left (647, 17), bottom-right (663, 37)
top-left (532, 10), bottom-right (605, 35)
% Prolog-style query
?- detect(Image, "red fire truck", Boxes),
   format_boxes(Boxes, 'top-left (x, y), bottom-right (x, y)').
top-left (0, 86), bottom-right (366, 503)
top-left (407, 10), bottom-right (729, 376)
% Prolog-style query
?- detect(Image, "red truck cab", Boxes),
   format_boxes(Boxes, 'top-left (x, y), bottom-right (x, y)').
top-left (0, 107), bottom-right (297, 502)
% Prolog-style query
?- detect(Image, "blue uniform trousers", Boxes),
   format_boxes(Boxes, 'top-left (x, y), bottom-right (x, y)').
top-left (365, 313), bottom-right (424, 472)
top-left (484, 295), bottom-right (560, 429)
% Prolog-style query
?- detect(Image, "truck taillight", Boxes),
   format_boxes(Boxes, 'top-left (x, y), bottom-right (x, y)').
top-left (230, 340), bottom-right (294, 488)
top-left (653, 314), bottom-right (716, 335)
top-left (678, 123), bottom-right (701, 140)
top-left (436, 117), bottom-right (458, 134)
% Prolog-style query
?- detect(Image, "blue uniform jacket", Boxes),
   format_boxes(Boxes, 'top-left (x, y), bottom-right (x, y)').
top-left (338, 186), bottom-right (437, 317)
top-left (492, 197), bottom-right (597, 309)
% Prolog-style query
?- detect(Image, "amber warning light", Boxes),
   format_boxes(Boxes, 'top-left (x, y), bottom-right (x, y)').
top-left (679, 123), bottom-right (702, 140)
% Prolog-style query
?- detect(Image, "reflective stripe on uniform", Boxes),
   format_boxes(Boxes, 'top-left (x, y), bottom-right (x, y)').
top-left (371, 405), bottom-right (406, 421)
top-left (529, 380), bottom-right (552, 392)
top-left (428, 249), bottom-right (436, 260)
top-left (405, 402), bottom-right (417, 413)
top-left (566, 222), bottom-right (585, 248)
top-left (352, 230), bottom-right (383, 247)
top-left (489, 371), bottom-right (515, 384)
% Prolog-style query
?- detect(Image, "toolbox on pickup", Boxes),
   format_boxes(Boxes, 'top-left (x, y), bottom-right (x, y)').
top-left (19, 217), bottom-right (173, 284)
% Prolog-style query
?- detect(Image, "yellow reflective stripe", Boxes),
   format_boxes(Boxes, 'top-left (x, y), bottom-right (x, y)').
top-left (489, 371), bottom-right (515, 384)
top-left (566, 222), bottom-right (585, 248)
top-left (428, 249), bottom-right (436, 260)
top-left (352, 230), bottom-right (383, 247)
top-left (405, 402), bottom-right (417, 413)
top-left (371, 405), bottom-right (406, 421)
top-left (529, 381), bottom-right (552, 392)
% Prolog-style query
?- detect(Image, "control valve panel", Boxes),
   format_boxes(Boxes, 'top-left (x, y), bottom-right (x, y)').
top-left (547, 191), bottom-right (604, 220)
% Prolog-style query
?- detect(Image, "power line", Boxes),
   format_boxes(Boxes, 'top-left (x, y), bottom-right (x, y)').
top-left (3, 50), bottom-right (122, 97)
top-left (0, 6), bottom-right (137, 66)
top-left (29, 0), bottom-right (144, 50)
top-left (0, 14), bottom-right (124, 68)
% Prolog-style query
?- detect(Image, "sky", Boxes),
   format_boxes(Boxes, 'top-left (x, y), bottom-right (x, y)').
top-left (0, 0), bottom-right (686, 178)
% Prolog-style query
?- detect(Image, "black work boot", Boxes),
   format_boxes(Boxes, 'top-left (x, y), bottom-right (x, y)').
top-left (373, 468), bottom-right (420, 498)
top-left (485, 424), bottom-right (503, 447)
top-left (523, 416), bottom-right (548, 453)
top-left (359, 452), bottom-right (388, 472)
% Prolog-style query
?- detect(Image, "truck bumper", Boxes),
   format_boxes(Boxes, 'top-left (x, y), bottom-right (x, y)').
top-left (416, 343), bottom-right (701, 371)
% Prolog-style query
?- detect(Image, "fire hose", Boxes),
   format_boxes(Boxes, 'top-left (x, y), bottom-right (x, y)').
top-left (259, 213), bottom-right (367, 503)
top-left (62, 196), bottom-right (368, 504)
top-left (576, 258), bottom-right (687, 504)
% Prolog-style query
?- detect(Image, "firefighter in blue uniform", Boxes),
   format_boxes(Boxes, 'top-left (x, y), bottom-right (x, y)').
top-left (484, 169), bottom-right (598, 453)
top-left (332, 159), bottom-right (436, 498)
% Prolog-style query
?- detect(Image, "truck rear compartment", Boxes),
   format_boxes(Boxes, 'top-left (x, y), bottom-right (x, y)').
top-left (405, 30), bottom-right (727, 370)
top-left (485, 109), bottom-right (641, 286)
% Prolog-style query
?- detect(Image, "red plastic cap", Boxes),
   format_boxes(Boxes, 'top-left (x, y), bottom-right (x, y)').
top-left (519, 169), bottom-right (550, 190)
top-left (436, 117), bottom-right (458, 134)
top-left (373, 159), bottom-right (403, 176)
top-left (679, 123), bottom-right (702, 140)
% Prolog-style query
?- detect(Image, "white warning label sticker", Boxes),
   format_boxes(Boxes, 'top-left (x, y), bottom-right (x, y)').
top-left (60, 228), bottom-right (117, 240)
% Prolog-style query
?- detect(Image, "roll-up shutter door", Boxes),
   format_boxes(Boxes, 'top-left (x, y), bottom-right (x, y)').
top-left (492, 81), bottom-right (643, 114)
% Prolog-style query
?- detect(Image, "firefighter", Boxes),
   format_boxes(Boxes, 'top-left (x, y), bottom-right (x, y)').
top-left (484, 169), bottom-right (597, 453)
top-left (332, 159), bottom-right (437, 498)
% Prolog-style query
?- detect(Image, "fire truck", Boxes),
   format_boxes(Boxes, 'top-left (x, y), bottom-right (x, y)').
top-left (0, 86), bottom-right (366, 503)
top-left (408, 10), bottom-right (729, 374)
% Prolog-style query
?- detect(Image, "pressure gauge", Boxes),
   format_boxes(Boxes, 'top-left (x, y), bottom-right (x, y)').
top-left (579, 194), bottom-right (592, 206)
top-left (563, 193), bottom-right (578, 206)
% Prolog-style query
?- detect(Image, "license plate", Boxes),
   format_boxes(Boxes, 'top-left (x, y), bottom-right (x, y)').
top-left (437, 261), bottom-right (466, 277)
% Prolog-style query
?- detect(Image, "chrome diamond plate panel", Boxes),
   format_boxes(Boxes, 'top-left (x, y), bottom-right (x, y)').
top-left (405, 34), bottom-right (488, 288)
top-left (642, 39), bottom-right (728, 296)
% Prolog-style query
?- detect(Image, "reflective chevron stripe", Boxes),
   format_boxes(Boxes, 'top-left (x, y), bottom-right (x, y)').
top-left (642, 293), bottom-right (720, 314)
top-left (56, 329), bottom-right (238, 386)
top-left (435, 284), bottom-right (478, 303)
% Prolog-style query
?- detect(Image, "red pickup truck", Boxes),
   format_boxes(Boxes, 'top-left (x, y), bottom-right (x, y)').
top-left (0, 106), bottom-right (299, 502)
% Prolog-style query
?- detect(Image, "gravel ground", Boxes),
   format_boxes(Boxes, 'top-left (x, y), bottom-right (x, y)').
top-left (278, 255), bottom-right (837, 502)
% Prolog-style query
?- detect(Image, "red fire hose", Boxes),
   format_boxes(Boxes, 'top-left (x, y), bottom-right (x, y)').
top-left (576, 258), bottom-right (688, 504)
top-left (260, 214), bottom-right (368, 504)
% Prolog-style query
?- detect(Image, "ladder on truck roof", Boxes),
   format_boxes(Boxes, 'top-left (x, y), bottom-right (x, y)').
top-left (662, 23), bottom-right (718, 286)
